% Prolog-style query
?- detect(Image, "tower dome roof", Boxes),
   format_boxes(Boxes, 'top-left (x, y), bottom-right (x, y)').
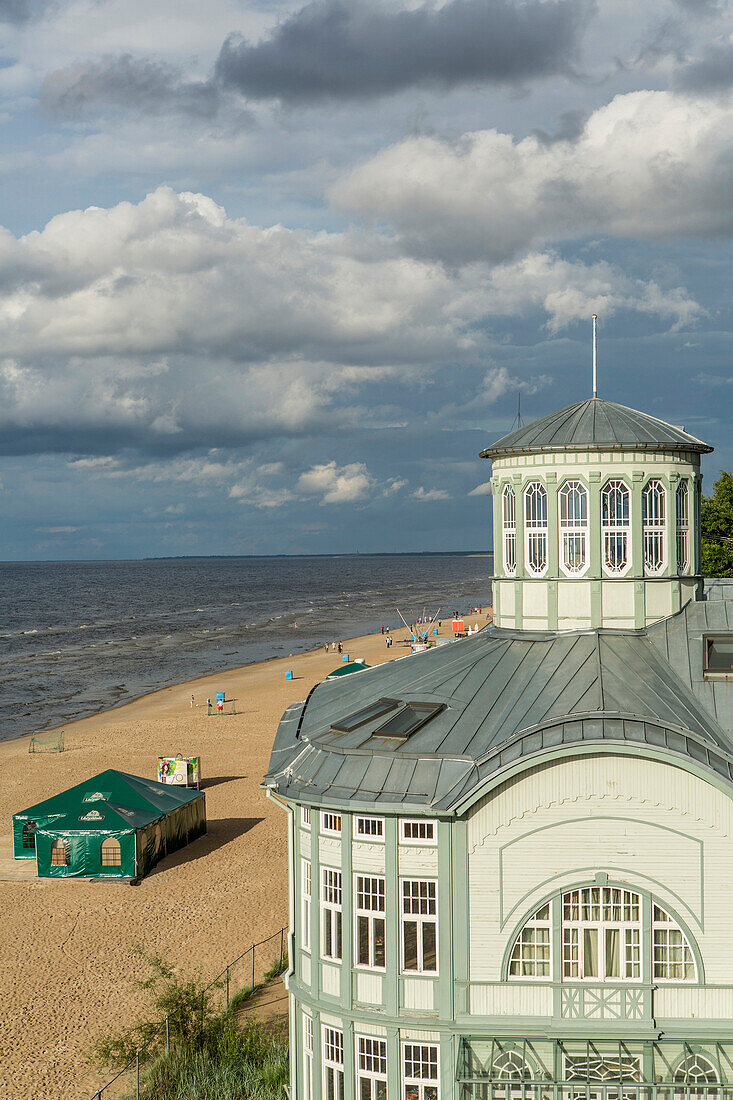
top-left (480, 398), bottom-right (713, 459)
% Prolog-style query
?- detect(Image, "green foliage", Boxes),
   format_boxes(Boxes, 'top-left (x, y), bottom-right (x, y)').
top-left (701, 472), bottom-right (733, 578)
top-left (94, 948), bottom-right (289, 1100)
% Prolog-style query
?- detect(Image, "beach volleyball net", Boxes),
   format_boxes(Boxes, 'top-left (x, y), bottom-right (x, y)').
top-left (28, 730), bottom-right (64, 753)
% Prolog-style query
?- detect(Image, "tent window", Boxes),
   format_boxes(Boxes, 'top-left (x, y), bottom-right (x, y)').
top-left (22, 821), bottom-right (37, 850)
top-left (101, 837), bottom-right (122, 867)
top-left (704, 636), bottom-right (733, 676)
top-left (50, 839), bottom-right (70, 866)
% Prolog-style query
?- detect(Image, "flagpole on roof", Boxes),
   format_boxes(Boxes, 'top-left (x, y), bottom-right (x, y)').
top-left (592, 314), bottom-right (598, 399)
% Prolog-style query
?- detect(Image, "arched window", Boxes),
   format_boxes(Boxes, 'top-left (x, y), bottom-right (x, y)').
top-left (502, 484), bottom-right (517, 575)
top-left (101, 837), bottom-right (122, 867)
top-left (524, 482), bottom-right (548, 577)
top-left (507, 888), bottom-right (696, 983)
top-left (22, 821), bottom-right (37, 850)
top-left (601, 480), bottom-right (630, 575)
top-left (50, 838), bottom-right (70, 866)
top-left (491, 1050), bottom-right (535, 1100)
top-left (674, 1054), bottom-right (718, 1100)
top-left (676, 481), bottom-right (690, 575)
top-left (559, 480), bottom-right (588, 575)
top-left (643, 479), bottom-right (667, 574)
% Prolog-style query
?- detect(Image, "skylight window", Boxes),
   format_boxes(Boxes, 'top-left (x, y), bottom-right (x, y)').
top-left (704, 636), bottom-right (733, 676)
top-left (332, 698), bottom-right (399, 733)
top-left (372, 702), bottom-right (445, 740)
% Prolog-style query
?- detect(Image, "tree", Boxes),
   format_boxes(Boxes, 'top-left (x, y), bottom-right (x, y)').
top-left (701, 472), bottom-right (733, 577)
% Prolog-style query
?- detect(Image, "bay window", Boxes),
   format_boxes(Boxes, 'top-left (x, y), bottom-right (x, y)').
top-left (676, 480), bottom-right (690, 574)
top-left (559, 480), bottom-right (589, 575)
top-left (502, 483), bottom-right (517, 575)
top-left (401, 879), bottom-right (438, 973)
top-left (322, 867), bottom-right (343, 961)
top-left (524, 482), bottom-right (548, 576)
top-left (355, 874), bottom-right (386, 969)
top-left (601, 479), bottom-right (630, 575)
top-left (643, 479), bottom-right (667, 574)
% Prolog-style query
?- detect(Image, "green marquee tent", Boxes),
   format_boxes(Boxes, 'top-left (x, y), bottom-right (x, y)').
top-left (325, 659), bottom-right (371, 680)
top-left (13, 769), bottom-right (206, 880)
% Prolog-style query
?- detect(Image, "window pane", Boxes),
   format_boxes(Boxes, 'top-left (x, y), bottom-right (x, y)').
top-left (374, 703), bottom-right (444, 739)
top-left (374, 918), bottom-right (385, 968)
top-left (706, 638), bottom-right (733, 673)
top-left (423, 920), bottom-right (437, 972)
top-left (605, 927), bottom-right (620, 977)
top-left (360, 1080), bottom-right (371, 1100)
top-left (358, 915), bottom-right (370, 966)
top-left (404, 921), bottom-right (418, 970)
top-left (583, 927), bottom-right (598, 977)
top-left (336, 911), bottom-right (342, 959)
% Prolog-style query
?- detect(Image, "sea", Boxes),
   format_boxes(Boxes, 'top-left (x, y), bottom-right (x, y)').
top-left (0, 554), bottom-right (492, 743)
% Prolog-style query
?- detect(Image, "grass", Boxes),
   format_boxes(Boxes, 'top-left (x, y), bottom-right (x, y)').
top-left (95, 950), bottom-right (289, 1099)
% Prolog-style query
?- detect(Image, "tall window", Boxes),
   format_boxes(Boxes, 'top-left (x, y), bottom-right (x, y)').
top-left (321, 868), bottom-right (343, 961)
top-left (401, 879), bottom-right (438, 974)
top-left (303, 1014), bottom-right (314, 1100)
top-left (508, 903), bottom-right (550, 978)
top-left (302, 859), bottom-right (311, 952)
top-left (676, 481), bottom-right (690, 574)
top-left (508, 887), bottom-right (696, 983)
top-left (601, 480), bottom-right (631, 575)
top-left (50, 838), bottom-right (70, 866)
top-left (674, 1054), bottom-right (718, 1100)
top-left (21, 821), bottom-right (36, 850)
top-left (403, 1043), bottom-right (439, 1100)
top-left (558, 480), bottom-right (589, 575)
top-left (355, 875), bottom-right (386, 969)
top-left (502, 484), bottom-right (517, 575)
top-left (357, 1036), bottom-right (387, 1100)
top-left (524, 482), bottom-right (548, 576)
top-left (643, 479), bottom-right (667, 574)
top-left (323, 1026), bottom-right (344, 1100)
top-left (100, 837), bottom-right (121, 866)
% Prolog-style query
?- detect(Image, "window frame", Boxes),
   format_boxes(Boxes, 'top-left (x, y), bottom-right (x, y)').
top-left (601, 478), bottom-right (632, 577)
top-left (100, 837), bottom-right (122, 867)
top-left (323, 1024), bottom-right (345, 1100)
top-left (502, 483), bottom-right (517, 576)
top-left (21, 821), bottom-right (36, 850)
top-left (301, 805), bottom-right (312, 828)
top-left (400, 819), bottom-right (437, 845)
top-left (676, 480), bottom-right (690, 575)
top-left (400, 878), bottom-right (438, 975)
top-left (50, 838), bottom-right (70, 866)
top-left (355, 815), bottom-right (385, 841)
top-left (356, 1034), bottom-right (388, 1100)
top-left (321, 866), bottom-right (343, 962)
top-left (402, 1041), bottom-right (440, 1100)
top-left (524, 480), bottom-right (548, 578)
top-left (507, 903), bottom-right (551, 980)
top-left (642, 478), bottom-right (667, 576)
top-left (321, 811), bottom-right (342, 836)
top-left (302, 858), bottom-right (311, 953)
top-left (354, 874), bottom-right (386, 971)
top-left (561, 887), bottom-right (641, 983)
top-left (558, 479), bottom-right (589, 577)
top-left (303, 1013), bottom-right (314, 1100)
top-left (703, 635), bottom-right (733, 678)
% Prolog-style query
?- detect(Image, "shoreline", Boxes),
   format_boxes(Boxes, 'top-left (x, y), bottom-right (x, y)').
top-left (0, 615), bottom-right (488, 1099)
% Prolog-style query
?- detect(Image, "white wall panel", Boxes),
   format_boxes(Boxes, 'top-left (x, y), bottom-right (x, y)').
top-left (402, 979), bottom-right (435, 1012)
top-left (469, 983), bottom-right (553, 1017)
top-left (321, 963), bottom-right (340, 997)
top-left (356, 972), bottom-right (383, 1005)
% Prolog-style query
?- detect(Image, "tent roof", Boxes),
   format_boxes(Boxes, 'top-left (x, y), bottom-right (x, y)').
top-left (326, 661), bottom-right (371, 679)
top-left (15, 769), bottom-right (201, 831)
top-left (480, 398), bottom-right (713, 459)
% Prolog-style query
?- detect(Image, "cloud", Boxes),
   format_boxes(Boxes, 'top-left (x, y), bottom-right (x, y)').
top-left (40, 54), bottom-right (221, 119)
top-left (412, 485), bottom-right (450, 501)
top-left (468, 482), bottom-right (492, 496)
top-left (296, 460), bottom-right (373, 503)
top-left (331, 89), bottom-right (733, 264)
top-left (0, 0), bottom-right (51, 25)
top-left (673, 42), bottom-right (733, 93)
top-left (215, 0), bottom-right (591, 104)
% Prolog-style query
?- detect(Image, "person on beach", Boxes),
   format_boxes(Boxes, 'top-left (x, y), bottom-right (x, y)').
top-left (190, 694), bottom-right (194, 707)
top-left (337, 641), bottom-right (342, 654)
top-left (381, 625), bottom-right (384, 634)
top-left (217, 697), bottom-right (224, 714)
top-left (331, 641), bottom-right (336, 651)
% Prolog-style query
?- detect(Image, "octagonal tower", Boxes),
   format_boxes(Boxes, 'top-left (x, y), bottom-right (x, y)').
top-left (483, 398), bottom-right (713, 631)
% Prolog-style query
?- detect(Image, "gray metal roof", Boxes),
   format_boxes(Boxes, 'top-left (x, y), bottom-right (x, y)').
top-left (480, 398), bottom-right (712, 459)
top-left (264, 621), bottom-right (733, 814)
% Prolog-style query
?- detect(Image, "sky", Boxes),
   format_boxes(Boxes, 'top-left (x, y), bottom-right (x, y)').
top-left (1, 0), bottom-right (732, 560)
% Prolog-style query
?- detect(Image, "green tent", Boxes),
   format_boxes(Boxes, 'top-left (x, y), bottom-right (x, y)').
top-left (13, 769), bottom-right (206, 880)
top-left (325, 659), bottom-right (371, 680)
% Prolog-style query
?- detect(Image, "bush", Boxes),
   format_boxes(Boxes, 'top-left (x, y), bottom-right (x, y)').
top-left (95, 950), bottom-right (289, 1100)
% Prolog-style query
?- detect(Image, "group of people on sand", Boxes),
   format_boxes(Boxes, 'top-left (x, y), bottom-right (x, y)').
top-left (323, 641), bottom-right (344, 654)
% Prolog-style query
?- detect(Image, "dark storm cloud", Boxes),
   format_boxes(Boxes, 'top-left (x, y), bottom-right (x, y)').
top-left (40, 54), bottom-right (220, 119)
top-left (0, 0), bottom-right (52, 24)
top-left (673, 42), bottom-right (733, 93)
top-left (532, 108), bottom-right (588, 145)
top-left (215, 0), bottom-right (592, 104)
top-left (671, 0), bottom-right (725, 14)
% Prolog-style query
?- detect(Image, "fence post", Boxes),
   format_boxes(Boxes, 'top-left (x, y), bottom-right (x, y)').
top-left (136, 1050), bottom-right (140, 1100)
top-left (251, 943), bottom-right (255, 988)
top-left (225, 965), bottom-right (230, 1009)
top-left (165, 1014), bottom-right (170, 1054)
top-left (280, 926), bottom-right (284, 965)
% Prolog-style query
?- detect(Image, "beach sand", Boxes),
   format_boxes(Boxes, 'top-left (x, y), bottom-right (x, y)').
top-left (0, 618), bottom-right (478, 1100)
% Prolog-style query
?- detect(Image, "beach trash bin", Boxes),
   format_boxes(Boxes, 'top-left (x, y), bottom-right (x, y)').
top-left (342, 654), bottom-right (349, 662)
top-left (433, 628), bottom-right (438, 635)
top-left (285, 670), bottom-right (293, 680)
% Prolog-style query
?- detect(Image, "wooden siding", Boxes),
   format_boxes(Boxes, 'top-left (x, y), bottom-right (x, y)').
top-left (356, 971), bottom-right (383, 1005)
top-left (402, 978), bottom-right (435, 1012)
top-left (321, 963), bottom-right (340, 997)
top-left (469, 982), bottom-right (553, 1017)
top-left (655, 986), bottom-right (733, 1020)
top-left (467, 754), bottom-right (733, 986)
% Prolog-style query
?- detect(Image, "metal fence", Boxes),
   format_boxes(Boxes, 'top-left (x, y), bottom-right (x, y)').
top-left (91, 926), bottom-right (288, 1099)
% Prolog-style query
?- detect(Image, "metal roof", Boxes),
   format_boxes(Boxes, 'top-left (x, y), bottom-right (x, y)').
top-left (479, 398), bottom-right (713, 459)
top-left (264, 622), bottom-right (733, 814)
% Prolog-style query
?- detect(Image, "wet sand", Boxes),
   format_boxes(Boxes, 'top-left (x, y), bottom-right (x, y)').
top-left (0, 620), bottom-right (472, 1099)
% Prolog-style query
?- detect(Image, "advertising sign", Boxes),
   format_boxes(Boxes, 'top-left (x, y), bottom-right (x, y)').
top-left (157, 756), bottom-right (201, 789)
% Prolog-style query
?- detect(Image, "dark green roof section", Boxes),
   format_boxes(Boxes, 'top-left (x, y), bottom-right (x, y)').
top-left (326, 660), bottom-right (371, 680)
top-left (480, 398), bottom-right (713, 458)
top-left (263, 622), bottom-right (733, 813)
top-left (15, 768), bottom-right (200, 831)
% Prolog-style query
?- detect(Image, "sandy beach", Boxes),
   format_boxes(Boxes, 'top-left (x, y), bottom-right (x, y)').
top-left (0, 618), bottom-right (478, 1100)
